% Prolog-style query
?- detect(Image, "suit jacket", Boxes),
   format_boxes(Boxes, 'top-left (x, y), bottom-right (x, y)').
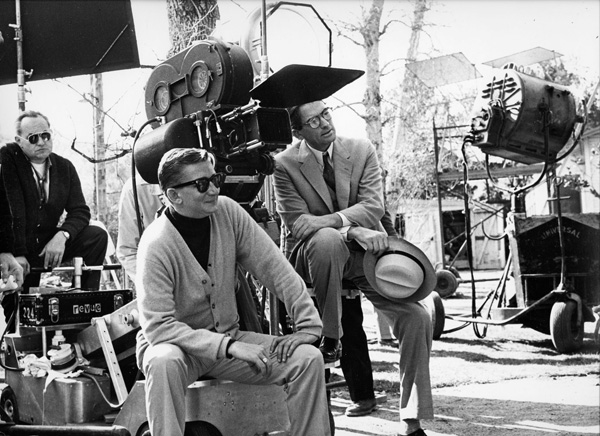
top-left (0, 143), bottom-right (90, 258)
top-left (273, 136), bottom-right (385, 254)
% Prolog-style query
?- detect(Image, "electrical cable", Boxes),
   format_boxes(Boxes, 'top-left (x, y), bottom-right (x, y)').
top-left (0, 293), bottom-right (24, 372)
top-left (80, 372), bottom-right (125, 409)
top-left (460, 138), bottom-right (488, 338)
top-left (131, 117), bottom-right (162, 239)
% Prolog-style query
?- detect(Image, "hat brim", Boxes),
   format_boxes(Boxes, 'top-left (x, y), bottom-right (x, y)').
top-left (364, 237), bottom-right (436, 303)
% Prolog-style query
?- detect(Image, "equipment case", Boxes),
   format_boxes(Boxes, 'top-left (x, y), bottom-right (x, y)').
top-left (19, 289), bottom-right (134, 327)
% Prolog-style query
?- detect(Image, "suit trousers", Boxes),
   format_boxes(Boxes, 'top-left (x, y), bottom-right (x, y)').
top-left (295, 228), bottom-right (434, 420)
top-left (340, 295), bottom-right (375, 402)
top-left (2, 224), bottom-right (108, 327)
top-left (23, 224), bottom-right (108, 291)
top-left (141, 331), bottom-right (331, 436)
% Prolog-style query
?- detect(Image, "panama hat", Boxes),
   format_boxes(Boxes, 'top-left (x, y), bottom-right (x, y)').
top-left (364, 237), bottom-right (436, 303)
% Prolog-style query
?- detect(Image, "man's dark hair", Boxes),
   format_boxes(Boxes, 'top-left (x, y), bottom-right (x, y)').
top-left (287, 106), bottom-right (302, 130)
top-left (158, 148), bottom-right (215, 191)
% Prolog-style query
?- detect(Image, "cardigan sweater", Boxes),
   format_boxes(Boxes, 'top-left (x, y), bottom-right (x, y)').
top-left (0, 143), bottom-right (90, 257)
top-left (135, 196), bottom-right (322, 364)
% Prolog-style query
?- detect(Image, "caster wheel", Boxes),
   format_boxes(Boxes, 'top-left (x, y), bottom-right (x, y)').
top-left (0, 385), bottom-right (19, 423)
top-left (550, 300), bottom-right (584, 353)
top-left (435, 269), bottom-right (459, 298)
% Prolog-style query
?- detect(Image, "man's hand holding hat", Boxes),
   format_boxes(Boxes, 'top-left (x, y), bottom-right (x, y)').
top-left (348, 227), bottom-right (389, 255)
top-left (363, 236), bottom-right (436, 303)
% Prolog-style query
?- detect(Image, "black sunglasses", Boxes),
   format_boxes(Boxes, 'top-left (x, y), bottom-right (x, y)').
top-left (19, 130), bottom-right (52, 145)
top-left (170, 172), bottom-right (226, 193)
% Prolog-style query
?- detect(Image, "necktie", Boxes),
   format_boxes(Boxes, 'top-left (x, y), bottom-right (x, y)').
top-left (322, 152), bottom-right (336, 192)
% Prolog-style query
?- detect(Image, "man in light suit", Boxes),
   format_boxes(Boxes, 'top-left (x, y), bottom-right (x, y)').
top-left (273, 100), bottom-right (434, 436)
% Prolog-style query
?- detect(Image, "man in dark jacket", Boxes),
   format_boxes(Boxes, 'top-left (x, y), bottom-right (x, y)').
top-left (0, 171), bottom-right (23, 289)
top-left (0, 110), bottom-right (107, 323)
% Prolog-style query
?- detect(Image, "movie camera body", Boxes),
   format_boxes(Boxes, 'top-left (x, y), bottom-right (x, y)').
top-left (135, 38), bottom-right (292, 205)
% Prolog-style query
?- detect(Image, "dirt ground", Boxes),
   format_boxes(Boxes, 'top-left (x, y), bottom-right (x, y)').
top-left (328, 271), bottom-right (600, 436)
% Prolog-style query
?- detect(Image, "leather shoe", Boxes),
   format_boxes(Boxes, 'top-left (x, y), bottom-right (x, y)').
top-left (398, 429), bottom-right (428, 436)
top-left (319, 337), bottom-right (341, 363)
top-left (379, 338), bottom-right (399, 348)
top-left (345, 398), bottom-right (377, 416)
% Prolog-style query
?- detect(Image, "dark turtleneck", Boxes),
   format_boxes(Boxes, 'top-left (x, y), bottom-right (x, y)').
top-left (165, 207), bottom-right (211, 270)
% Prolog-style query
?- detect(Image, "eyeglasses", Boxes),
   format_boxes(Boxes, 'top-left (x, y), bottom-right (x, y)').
top-left (170, 172), bottom-right (226, 193)
top-left (18, 130), bottom-right (52, 145)
top-left (302, 108), bottom-right (332, 129)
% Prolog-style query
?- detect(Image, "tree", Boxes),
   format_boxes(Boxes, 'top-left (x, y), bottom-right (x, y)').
top-left (332, 0), bottom-right (397, 160)
top-left (167, 0), bottom-right (220, 56)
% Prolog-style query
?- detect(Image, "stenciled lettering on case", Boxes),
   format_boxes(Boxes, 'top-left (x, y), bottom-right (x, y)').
top-left (73, 303), bottom-right (102, 315)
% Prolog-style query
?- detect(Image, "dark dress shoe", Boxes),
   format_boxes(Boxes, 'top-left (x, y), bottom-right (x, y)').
top-left (379, 338), bottom-right (399, 348)
top-left (319, 337), bottom-right (341, 363)
top-left (345, 398), bottom-right (377, 416)
top-left (399, 429), bottom-right (428, 436)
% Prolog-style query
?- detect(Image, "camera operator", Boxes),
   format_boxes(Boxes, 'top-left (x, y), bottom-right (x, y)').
top-left (135, 147), bottom-right (331, 436)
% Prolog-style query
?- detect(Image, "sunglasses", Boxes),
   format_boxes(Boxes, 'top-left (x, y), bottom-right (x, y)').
top-left (19, 130), bottom-right (52, 145)
top-left (170, 172), bottom-right (226, 193)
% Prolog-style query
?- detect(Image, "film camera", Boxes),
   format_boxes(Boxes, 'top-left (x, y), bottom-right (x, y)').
top-left (134, 38), bottom-right (364, 205)
top-left (134, 38), bottom-right (292, 205)
top-left (469, 65), bottom-right (579, 165)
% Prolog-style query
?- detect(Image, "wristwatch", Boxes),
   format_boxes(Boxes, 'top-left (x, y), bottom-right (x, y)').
top-left (61, 230), bottom-right (70, 240)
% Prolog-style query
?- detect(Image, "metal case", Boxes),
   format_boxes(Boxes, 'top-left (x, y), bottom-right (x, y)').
top-left (19, 289), bottom-right (134, 327)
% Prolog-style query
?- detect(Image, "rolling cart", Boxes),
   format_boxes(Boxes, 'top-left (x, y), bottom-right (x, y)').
top-left (442, 66), bottom-right (600, 353)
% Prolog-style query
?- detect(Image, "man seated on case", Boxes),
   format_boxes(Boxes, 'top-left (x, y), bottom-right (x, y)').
top-left (273, 100), bottom-right (435, 436)
top-left (135, 147), bottom-right (331, 436)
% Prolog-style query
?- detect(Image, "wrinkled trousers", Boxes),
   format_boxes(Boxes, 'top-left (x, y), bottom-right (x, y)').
top-left (141, 331), bottom-right (331, 436)
top-left (295, 228), bottom-right (434, 420)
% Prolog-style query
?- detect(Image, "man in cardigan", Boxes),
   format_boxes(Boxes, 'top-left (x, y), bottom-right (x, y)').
top-left (136, 148), bottom-right (330, 436)
top-left (0, 110), bottom-right (107, 323)
top-left (273, 100), bottom-right (434, 436)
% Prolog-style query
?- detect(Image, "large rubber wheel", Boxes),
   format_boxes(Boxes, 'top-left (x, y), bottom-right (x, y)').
top-left (431, 291), bottom-right (446, 340)
top-left (434, 269), bottom-right (459, 298)
top-left (550, 300), bottom-right (584, 353)
top-left (136, 423), bottom-right (150, 436)
top-left (0, 385), bottom-right (19, 423)
top-left (184, 421), bottom-right (223, 436)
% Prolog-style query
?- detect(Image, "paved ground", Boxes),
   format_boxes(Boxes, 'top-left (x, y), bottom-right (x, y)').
top-left (329, 269), bottom-right (600, 436)
top-left (2, 269), bottom-right (598, 435)
top-left (330, 375), bottom-right (600, 436)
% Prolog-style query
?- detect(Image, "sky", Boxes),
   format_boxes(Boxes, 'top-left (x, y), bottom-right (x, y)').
top-left (0, 0), bottom-right (598, 156)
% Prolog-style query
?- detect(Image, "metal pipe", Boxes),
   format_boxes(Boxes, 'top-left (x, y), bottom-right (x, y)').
top-left (0, 425), bottom-right (130, 435)
top-left (260, 0), bottom-right (269, 82)
top-left (433, 120), bottom-right (446, 270)
top-left (446, 289), bottom-right (565, 326)
top-left (14, 0), bottom-right (26, 111)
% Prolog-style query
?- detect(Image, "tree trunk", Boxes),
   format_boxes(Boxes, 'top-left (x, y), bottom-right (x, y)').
top-left (91, 73), bottom-right (106, 223)
top-left (392, 0), bottom-right (429, 152)
top-left (167, 0), bottom-right (220, 56)
top-left (362, 0), bottom-right (384, 160)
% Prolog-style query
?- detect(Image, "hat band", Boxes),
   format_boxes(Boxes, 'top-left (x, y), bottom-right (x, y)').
top-left (378, 250), bottom-right (426, 277)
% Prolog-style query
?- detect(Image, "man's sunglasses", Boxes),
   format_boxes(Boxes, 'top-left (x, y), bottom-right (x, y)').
top-left (170, 172), bottom-right (226, 193)
top-left (18, 130), bottom-right (52, 145)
